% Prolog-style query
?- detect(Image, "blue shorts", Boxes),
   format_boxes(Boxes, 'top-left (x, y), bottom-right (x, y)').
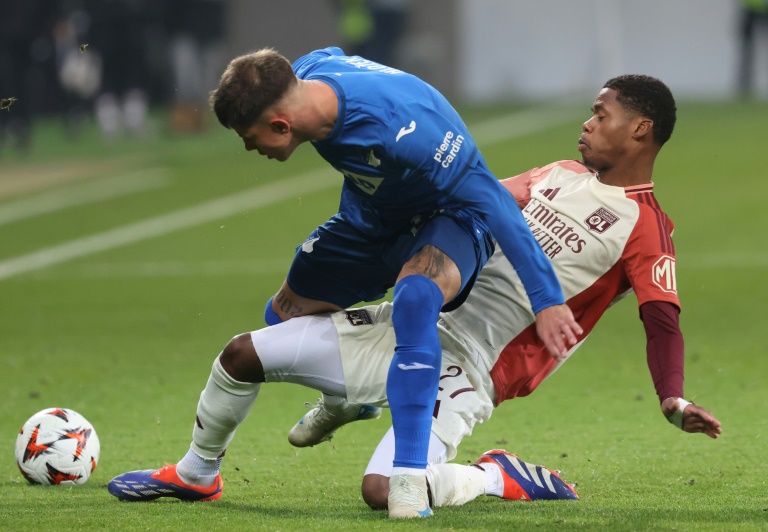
top-left (286, 210), bottom-right (494, 311)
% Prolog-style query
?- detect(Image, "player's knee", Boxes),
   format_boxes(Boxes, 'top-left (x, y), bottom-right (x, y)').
top-left (392, 275), bottom-right (444, 323)
top-left (361, 474), bottom-right (389, 510)
top-left (395, 274), bottom-right (437, 303)
top-left (219, 333), bottom-right (265, 383)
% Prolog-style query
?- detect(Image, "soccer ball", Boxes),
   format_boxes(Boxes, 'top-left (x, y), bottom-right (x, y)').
top-left (15, 408), bottom-right (100, 485)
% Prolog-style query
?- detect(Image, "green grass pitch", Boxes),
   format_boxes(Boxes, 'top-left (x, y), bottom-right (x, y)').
top-left (1, 99), bottom-right (767, 530)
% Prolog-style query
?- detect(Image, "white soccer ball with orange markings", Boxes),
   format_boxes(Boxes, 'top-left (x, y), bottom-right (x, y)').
top-left (15, 408), bottom-right (100, 485)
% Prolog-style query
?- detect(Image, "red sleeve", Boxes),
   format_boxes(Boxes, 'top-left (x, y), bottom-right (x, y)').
top-left (499, 160), bottom-right (590, 209)
top-left (499, 171), bottom-right (534, 209)
top-left (621, 203), bottom-right (681, 309)
top-left (640, 300), bottom-right (684, 402)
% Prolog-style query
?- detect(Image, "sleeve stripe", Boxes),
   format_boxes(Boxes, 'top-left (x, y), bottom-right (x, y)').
top-left (636, 192), bottom-right (674, 254)
top-left (653, 208), bottom-right (673, 254)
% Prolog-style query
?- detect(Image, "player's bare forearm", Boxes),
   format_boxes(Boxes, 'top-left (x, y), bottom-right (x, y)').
top-left (661, 397), bottom-right (722, 439)
top-left (535, 304), bottom-right (583, 361)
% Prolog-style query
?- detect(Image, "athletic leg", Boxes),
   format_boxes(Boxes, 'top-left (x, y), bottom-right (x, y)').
top-left (108, 316), bottom-right (348, 501)
top-left (362, 425), bottom-right (487, 509)
top-left (267, 217), bottom-right (395, 423)
top-left (362, 428), bottom-right (578, 509)
top-left (383, 213), bottom-right (491, 518)
top-left (386, 235), bottom-right (469, 518)
top-left (361, 426), bottom-right (451, 510)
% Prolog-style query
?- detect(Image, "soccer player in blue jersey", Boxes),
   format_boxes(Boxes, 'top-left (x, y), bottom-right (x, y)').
top-left (211, 47), bottom-right (581, 518)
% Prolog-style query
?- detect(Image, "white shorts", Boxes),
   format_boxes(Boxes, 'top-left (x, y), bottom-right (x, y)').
top-left (332, 303), bottom-right (495, 460)
top-left (249, 303), bottom-right (496, 461)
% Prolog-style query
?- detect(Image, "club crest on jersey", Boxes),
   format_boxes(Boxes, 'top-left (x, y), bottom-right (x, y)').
top-left (652, 255), bottom-right (677, 293)
top-left (345, 309), bottom-right (373, 326)
top-left (585, 207), bottom-right (619, 233)
top-left (342, 169), bottom-right (385, 195)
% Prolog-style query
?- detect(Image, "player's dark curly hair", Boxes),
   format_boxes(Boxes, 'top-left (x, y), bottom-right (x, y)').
top-left (603, 75), bottom-right (677, 146)
top-left (209, 48), bottom-right (297, 130)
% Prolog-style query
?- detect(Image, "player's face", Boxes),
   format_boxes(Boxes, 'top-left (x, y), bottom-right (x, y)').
top-left (578, 88), bottom-right (636, 173)
top-left (234, 117), bottom-right (295, 162)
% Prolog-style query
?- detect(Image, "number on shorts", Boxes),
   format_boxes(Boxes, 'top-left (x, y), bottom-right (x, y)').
top-left (432, 365), bottom-right (476, 419)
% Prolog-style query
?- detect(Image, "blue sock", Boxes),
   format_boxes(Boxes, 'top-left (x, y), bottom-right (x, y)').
top-left (387, 275), bottom-right (443, 470)
top-left (264, 297), bottom-right (282, 326)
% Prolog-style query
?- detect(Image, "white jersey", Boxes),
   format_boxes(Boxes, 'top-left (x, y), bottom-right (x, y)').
top-left (443, 160), bottom-right (680, 403)
top-left (333, 160), bottom-right (680, 455)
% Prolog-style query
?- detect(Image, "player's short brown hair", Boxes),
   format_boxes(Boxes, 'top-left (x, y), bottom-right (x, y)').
top-left (603, 75), bottom-right (677, 146)
top-left (209, 48), bottom-right (297, 130)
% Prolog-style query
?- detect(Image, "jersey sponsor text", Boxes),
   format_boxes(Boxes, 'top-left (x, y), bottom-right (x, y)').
top-left (434, 130), bottom-right (464, 168)
top-left (522, 198), bottom-right (586, 258)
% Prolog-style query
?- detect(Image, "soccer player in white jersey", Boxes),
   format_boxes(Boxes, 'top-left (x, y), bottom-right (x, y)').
top-left (108, 75), bottom-right (721, 515)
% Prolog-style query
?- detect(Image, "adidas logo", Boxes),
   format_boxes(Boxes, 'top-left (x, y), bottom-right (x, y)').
top-left (539, 187), bottom-right (560, 201)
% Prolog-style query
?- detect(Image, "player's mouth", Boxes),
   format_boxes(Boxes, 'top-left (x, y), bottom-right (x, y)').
top-left (577, 137), bottom-right (588, 152)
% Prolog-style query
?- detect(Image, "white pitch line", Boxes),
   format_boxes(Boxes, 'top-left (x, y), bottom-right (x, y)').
top-left (26, 258), bottom-right (293, 279)
top-left (0, 105), bottom-right (583, 281)
top-left (0, 168), bottom-right (337, 281)
top-left (0, 168), bottom-right (171, 226)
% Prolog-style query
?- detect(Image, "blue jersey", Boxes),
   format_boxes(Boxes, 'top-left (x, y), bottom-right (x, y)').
top-left (292, 47), bottom-right (564, 313)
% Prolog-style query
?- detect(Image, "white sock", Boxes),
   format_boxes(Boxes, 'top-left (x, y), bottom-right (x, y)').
top-left (176, 448), bottom-right (222, 486)
top-left (321, 393), bottom-right (347, 409)
top-left (425, 464), bottom-right (487, 507)
top-left (185, 355), bottom-right (260, 464)
top-left (480, 462), bottom-right (504, 497)
top-left (392, 467), bottom-right (427, 477)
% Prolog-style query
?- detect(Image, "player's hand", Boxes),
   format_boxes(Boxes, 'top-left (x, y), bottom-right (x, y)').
top-left (535, 304), bottom-right (583, 361)
top-left (661, 397), bottom-right (722, 439)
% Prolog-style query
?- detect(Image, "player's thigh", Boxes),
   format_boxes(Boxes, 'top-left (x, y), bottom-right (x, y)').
top-left (286, 215), bottom-right (398, 308)
top-left (249, 315), bottom-right (347, 397)
top-left (389, 213), bottom-right (493, 310)
top-left (334, 304), bottom-right (397, 405)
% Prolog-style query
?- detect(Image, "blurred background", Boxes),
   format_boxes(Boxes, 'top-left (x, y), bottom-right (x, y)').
top-left (1, 0), bottom-right (767, 155)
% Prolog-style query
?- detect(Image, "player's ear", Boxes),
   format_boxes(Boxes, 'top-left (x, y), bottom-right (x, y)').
top-left (632, 117), bottom-right (653, 142)
top-left (271, 118), bottom-right (290, 134)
